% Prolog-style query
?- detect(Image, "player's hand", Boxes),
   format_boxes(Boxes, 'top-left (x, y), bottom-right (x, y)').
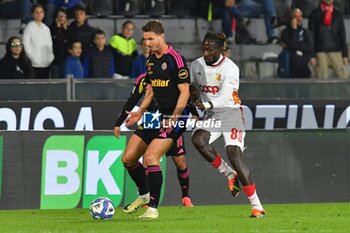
top-left (195, 100), bottom-right (205, 111)
top-left (125, 111), bottom-right (142, 127)
top-left (310, 57), bottom-right (317, 66)
top-left (290, 17), bottom-right (297, 30)
top-left (343, 57), bottom-right (348, 65)
top-left (113, 126), bottom-right (121, 138)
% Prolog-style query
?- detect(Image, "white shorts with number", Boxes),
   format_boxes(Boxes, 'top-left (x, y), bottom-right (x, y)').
top-left (193, 107), bottom-right (246, 149)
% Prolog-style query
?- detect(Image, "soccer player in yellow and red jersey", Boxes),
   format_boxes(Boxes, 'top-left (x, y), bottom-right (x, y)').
top-left (190, 32), bottom-right (265, 218)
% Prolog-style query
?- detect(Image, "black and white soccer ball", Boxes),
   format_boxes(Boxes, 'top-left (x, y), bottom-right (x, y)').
top-left (89, 197), bottom-right (115, 220)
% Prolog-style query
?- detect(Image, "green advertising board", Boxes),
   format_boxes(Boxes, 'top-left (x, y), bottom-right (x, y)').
top-left (40, 135), bottom-right (127, 209)
top-left (0, 136), bottom-right (3, 199)
top-left (82, 136), bottom-right (126, 208)
top-left (41, 136), bottom-right (85, 209)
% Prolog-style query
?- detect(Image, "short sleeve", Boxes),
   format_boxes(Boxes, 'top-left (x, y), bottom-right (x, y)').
top-left (170, 54), bottom-right (190, 84)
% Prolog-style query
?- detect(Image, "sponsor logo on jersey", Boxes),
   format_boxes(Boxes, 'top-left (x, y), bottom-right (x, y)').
top-left (151, 79), bottom-right (170, 87)
top-left (216, 74), bottom-right (221, 81)
top-left (200, 85), bottom-right (220, 94)
top-left (178, 69), bottom-right (189, 79)
top-left (161, 62), bottom-right (167, 70)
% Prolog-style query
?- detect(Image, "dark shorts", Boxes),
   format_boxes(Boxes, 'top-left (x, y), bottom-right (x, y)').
top-left (134, 128), bottom-right (186, 157)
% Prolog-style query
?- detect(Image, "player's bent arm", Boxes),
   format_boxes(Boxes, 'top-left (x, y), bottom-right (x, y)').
top-left (125, 86), bottom-right (154, 127)
top-left (189, 84), bottom-right (202, 105)
top-left (172, 83), bottom-right (190, 122)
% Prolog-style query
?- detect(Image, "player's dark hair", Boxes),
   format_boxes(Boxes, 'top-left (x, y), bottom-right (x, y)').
top-left (203, 32), bottom-right (226, 49)
top-left (142, 20), bottom-right (164, 35)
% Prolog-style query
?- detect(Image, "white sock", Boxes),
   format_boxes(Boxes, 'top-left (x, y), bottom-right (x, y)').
top-left (247, 191), bottom-right (264, 211)
top-left (217, 159), bottom-right (235, 179)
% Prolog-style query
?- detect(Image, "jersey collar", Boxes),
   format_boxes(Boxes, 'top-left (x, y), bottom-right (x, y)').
top-left (210, 54), bottom-right (225, 67)
top-left (164, 45), bottom-right (173, 54)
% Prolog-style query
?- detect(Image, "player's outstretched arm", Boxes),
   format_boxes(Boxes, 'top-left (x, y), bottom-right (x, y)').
top-left (125, 86), bottom-right (154, 127)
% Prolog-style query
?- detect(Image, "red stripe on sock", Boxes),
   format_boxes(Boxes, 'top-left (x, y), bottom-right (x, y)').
top-left (243, 183), bottom-right (256, 197)
top-left (211, 154), bottom-right (222, 169)
top-left (125, 161), bottom-right (141, 171)
top-left (177, 168), bottom-right (190, 179)
top-left (147, 165), bottom-right (162, 173)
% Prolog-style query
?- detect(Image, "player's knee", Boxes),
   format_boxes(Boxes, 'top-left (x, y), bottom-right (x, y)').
top-left (226, 145), bottom-right (242, 163)
top-left (191, 130), bottom-right (207, 148)
top-left (143, 152), bottom-right (158, 166)
top-left (122, 155), bottom-right (135, 167)
top-left (173, 156), bottom-right (187, 170)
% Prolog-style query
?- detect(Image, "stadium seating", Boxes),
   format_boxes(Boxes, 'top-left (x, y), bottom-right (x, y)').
top-left (0, 0), bottom-right (20, 19)
top-left (166, 0), bottom-right (197, 17)
top-left (88, 0), bottom-right (114, 17)
top-left (274, 0), bottom-right (291, 26)
top-left (334, 0), bottom-right (346, 14)
top-left (291, 0), bottom-right (318, 16)
top-left (116, 0), bottom-right (143, 16)
top-left (143, 0), bottom-right (166, 17)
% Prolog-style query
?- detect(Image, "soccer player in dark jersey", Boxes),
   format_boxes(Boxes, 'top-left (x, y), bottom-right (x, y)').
top-left (120, 20), bottom-right (191, 219)
top-left (114, 73), bottom-right (194, 208)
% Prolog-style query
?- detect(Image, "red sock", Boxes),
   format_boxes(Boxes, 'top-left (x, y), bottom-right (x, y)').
top-left (243, 183), bottom-right (256, 197)
top-left (210, 154), bottom-right (222, 168)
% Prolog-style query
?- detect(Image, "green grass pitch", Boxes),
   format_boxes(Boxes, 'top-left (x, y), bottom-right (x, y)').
top-left (0, 203), bottom-right (349, 233)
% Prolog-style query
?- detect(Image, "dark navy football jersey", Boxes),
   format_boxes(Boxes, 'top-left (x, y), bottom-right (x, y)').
top-left (145, 45), bottom-right (190, 115)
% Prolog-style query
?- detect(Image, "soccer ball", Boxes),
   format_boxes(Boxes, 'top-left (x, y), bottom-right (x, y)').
top-left (89, 197), bottom-right (115, 220)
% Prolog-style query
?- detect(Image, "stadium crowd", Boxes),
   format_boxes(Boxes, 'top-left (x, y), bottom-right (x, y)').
top-left (0, 0), bottom-right (349, 79)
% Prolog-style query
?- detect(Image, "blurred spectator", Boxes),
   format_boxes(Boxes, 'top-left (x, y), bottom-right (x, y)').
top-left (131, 38), bottom-right (150, 79)
top-left (109, 20), bottom-right (138, 79)
top-left (50, 7), bottom-right (69, 79)
top-left (83, 29), bottom-right (115, 78)
top-left (0, 37), bottom-right (33, 79)
top-left (67, 4), bottom-right (96, 61)
top-left (23, 4), bottom-right (54, 79)
top-left (204, 0), bottom-right (278, 44)
top-left (236, 0), bottom-right (278, 44)
top-left (64, 40), bottom-right (83, 78)
top-left (309, 0), bottom-right (348, 79)
top-left (45, 0), bottom-right (85, 26)
top-left (279, 8), bottom-right (313, 78)
top-left (19, 0), bottom-right (33, 33)
top-left (207, 0), bottom-right (244, 42)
